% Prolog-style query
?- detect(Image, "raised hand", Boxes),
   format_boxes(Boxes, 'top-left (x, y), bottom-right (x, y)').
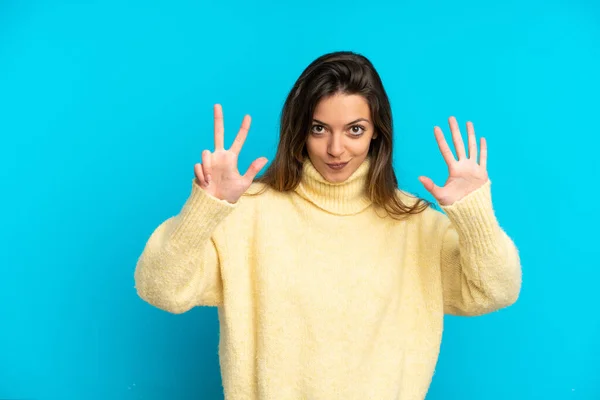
top-left (194, 104), bottom-right (268, 204)
top-left (418, 116), bottom-right (489, 206)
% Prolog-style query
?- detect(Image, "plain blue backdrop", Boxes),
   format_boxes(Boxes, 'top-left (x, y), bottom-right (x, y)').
top-left (1, 0), bottom-right (598, 399)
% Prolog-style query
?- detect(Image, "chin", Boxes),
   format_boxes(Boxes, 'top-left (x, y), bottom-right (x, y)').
top-left (312, 157), bottom-right (364, 183)
top-left (319, 167), bottom-right (355, 183)
top-left (323, 174), bottom-right (347, 183)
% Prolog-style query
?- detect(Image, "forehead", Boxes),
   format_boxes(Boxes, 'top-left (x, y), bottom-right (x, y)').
top-left (313, 93), bottom-right (371, 123)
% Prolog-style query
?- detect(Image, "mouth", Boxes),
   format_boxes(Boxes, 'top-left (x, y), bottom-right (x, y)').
top-left (326, 161), bottom-right (350, 170)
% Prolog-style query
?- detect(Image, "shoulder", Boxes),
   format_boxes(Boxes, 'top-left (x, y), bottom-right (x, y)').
top-left (393, 188), bottom-right (450, 232)
top-left (213, 182), bottom-right (293, 238)
top-left (394, 187), bottom-right (423, 208)
top-left (242, 182), bottom-right (271, 197)
top-left (239, 182), bottom-right (289, 203)
top-left (225, 182), bottom-right (291, 217)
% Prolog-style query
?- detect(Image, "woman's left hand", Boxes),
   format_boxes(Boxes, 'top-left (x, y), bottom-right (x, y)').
top-left (419, 116), bottom-right (489, 206)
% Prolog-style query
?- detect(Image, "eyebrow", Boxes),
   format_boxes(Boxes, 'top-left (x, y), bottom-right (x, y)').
top-left (312, 118), bottom-right (370, 126)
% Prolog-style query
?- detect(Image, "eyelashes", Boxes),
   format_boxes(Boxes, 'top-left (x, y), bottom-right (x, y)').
top-left (310, 124), bottom-right (367, 137)
top-left (349, 125), bottom-right (366, 136)
top-left (310, 125), bottom-right (325, 134)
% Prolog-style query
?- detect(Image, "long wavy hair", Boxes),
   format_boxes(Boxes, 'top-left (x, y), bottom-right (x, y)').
top-left (254, 50), bottom-right (432, 218)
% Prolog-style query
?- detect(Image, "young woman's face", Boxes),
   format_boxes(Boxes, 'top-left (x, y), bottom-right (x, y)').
top-left (306, 93), bottom-right (376, 183)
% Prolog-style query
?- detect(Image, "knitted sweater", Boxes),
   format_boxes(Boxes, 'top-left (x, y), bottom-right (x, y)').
top-left (134, 158), bottom-right (522, 399)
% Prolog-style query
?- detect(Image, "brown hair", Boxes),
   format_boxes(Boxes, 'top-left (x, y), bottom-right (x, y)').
top-left (254, 50), bottom-right (432, 218)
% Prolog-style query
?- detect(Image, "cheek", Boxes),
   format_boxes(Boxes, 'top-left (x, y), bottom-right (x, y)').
top-left (348, 137), bottom-right (372, 155)
top-left (306, 137), bottom-right (322, 155)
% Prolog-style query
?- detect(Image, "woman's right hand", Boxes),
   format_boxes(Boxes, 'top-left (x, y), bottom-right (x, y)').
top-left (194, 104), bottom-right (268, 204)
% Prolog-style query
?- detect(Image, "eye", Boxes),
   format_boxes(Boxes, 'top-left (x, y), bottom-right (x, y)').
top-left (349, 125), bottom-right (366, 136)
top-left (311, 125), bottom-right (326, 135)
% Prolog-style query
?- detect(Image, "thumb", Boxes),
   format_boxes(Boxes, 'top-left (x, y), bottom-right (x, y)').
top-left (243, 157), bottom-right (269, 183)
top-left (418, 176), bottom-right (441, 198)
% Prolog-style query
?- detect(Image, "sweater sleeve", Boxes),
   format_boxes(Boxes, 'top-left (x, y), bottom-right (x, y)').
top-left (134, 179), bottom-right (236, 313)
top-left (437, 180), bottom-right (522, 316)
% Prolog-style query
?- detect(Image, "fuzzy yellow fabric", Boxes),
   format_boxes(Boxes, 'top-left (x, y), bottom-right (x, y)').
top-left (134, 158), bottom-right (521, 400)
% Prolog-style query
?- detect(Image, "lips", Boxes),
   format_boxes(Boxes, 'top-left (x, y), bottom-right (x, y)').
top-left (326, 161), bottom-right (349, 170)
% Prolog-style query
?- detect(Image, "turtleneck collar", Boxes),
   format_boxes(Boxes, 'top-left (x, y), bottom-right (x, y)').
top-left (294, 158), bottom-right (373, 215)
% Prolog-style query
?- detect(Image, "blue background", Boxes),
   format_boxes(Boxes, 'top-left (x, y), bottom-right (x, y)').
top-left (1, 0), bottom-right (598, 399)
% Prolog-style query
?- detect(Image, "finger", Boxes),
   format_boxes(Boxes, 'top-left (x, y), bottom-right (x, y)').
top-left (243, 157), bottom-right (268, 183)
top-left (434, 126), bottom-right (456, 167)
top-left (449, 116), bottom-right (466, 160)
top-left (418, 176), bottom-right (441, 198)
top-left (480, 137), bottom-right (487, 169)
top-left (202, 150), bottom-right (212, 184)
top-left (194, 163), bottom-right (207, 186)
top-left (467, 121), bottom-right (477, 160)
top-left (214, 104), bottom-right (225, 150)
top-left (230, 115), bottom-right (252, 155)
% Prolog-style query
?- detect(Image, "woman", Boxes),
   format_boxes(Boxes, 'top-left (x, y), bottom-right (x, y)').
top-left (134, 51), bottom-right (521, 399)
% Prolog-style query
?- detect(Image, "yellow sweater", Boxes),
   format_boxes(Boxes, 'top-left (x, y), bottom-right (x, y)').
top-left (134, 158), bottom-right (521, 400)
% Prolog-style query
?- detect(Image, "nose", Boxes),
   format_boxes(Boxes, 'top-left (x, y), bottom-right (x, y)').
top-left (327, 134), bottom-right (344, 158)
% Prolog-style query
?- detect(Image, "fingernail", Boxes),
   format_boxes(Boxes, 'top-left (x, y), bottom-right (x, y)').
top-left (206, 174), bottom-right (211, 185)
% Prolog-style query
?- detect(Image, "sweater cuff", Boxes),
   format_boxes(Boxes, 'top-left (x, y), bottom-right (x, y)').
top-left (439, 180), bottom-right (500, 256)
top-left (169, 178), bottom-right (237, 247)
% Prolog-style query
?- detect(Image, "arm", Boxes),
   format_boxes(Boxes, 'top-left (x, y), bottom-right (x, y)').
top-left (135, 103), bottom-right (267, 313)
top-left (418, 117), bottom-right (522, 316)
top-left (134, 179), bottom-right (236, 313)
top-left (438, 180), bottom-right (522, 316)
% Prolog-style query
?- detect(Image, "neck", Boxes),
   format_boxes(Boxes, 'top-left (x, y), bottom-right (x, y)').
top-left (294, 158), bottom-right (372, 215)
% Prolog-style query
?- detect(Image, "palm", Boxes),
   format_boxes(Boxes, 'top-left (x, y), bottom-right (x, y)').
top-left (419, 117), bottom-right (489, 206)
top-left (194, 104), bottom-right (268, 203)
top-left (202, 150), bottom-right (244, 197)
